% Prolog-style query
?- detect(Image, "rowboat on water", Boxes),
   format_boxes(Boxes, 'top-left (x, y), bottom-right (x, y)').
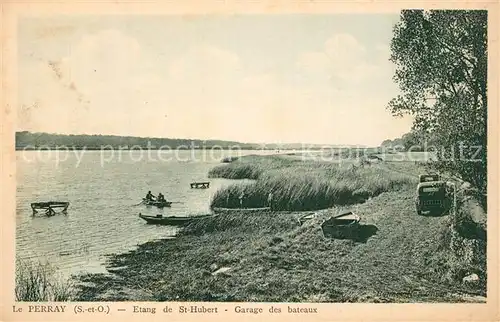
top-left (142, 198), bottom-right (172, 208)
top-left (321, 210), bottom-right (361, 239)
top-left (190, 182), bottom-right (210, 189)
top-left (211, 207), bottom-right (271, 214)
top-left (138, 213), bottom-right (213, 226)
top-left (30, 201), bottom-right (69, 216)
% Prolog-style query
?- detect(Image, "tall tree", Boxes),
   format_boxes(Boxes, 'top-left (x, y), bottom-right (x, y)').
top-left (388, 10), bottom-right (487, 195)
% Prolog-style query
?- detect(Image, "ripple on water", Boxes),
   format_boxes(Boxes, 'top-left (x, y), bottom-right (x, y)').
top-left (16, 150), bottom-right (256, 277)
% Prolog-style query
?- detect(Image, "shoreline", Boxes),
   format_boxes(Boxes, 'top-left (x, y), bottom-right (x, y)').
top-left (71, 156), bottom-right (486, 302)
top-left (73, 191), bottom-right (485, 302)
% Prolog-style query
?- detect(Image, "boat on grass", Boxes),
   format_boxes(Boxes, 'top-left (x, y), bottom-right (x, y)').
top-left (139, 213), bottom-right (213, 226)
top-left (143, 198), bottom-right (172, 208)
top-left (321, 210), bottom-right (360, 239)
top-left (221, 156), bottom-right (238, 163)
top-left (298, 213), bottom-right (317, 225)
top-left (211, 207), bottom-right (271, 214)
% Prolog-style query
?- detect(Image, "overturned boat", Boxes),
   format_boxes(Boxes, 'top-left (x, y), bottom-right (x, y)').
top-left (321, 210), bottom-right (360, 239)
top-left (139, 213), bottom-right (212, 226)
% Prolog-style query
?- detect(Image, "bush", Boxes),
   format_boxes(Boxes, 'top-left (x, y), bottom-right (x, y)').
top-left (16, 259), bottom-right (74, 301)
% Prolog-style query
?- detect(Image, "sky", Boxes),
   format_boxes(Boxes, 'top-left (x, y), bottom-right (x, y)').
top-left (17, 14), bottom-right (413, 146)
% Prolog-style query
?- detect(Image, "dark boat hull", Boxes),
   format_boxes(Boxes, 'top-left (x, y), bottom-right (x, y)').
top-left (142, 199), bottom-right (172, 208)
top-left (211, 207), bottom-right (271, 214)
top-left (321, 211), bottom-right (361, 239)
top-left (30, 201), bottom-right (69, 216)
top-left (139, 214), bottom-right (212, 226)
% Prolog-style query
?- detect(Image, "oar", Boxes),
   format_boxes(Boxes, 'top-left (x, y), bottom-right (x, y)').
top-left (132, 200), bottom-right (145, 206)
top-left (169, 201), bottom-right (184, 204)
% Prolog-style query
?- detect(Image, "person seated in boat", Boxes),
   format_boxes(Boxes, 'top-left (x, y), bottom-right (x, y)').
top-left (145, 191), bottom-right (156, 201)
top-left (157, 193), bottom-right (166, 203)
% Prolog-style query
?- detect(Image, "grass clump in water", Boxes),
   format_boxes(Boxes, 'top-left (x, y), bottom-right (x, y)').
top-left (210, 157), bottom-right (417, 211)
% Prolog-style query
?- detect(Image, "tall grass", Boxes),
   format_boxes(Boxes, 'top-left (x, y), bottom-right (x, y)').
top-left (16, 259), bottom-right (74, 301)
top-left (208, 155), bottom-right (301, 179)
top-left (210, 157), bottom-right (417, 211)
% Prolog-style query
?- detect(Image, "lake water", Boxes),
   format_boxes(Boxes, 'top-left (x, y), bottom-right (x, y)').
top-left (16, 149), bottom-right (272, 278)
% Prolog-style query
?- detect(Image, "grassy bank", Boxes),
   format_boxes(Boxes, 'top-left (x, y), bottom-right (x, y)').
top-left (16, 259), bottom-right (74, 301)
top-left (74, 188), bottom-right (485, 302)
top-left (72, 155), bottom-right (485, 302)
top-left (209, 155), bottom-right (417, 210)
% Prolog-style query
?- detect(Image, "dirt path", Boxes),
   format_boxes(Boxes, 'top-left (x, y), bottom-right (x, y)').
top-left (333, 190), bottom-right (454, 301)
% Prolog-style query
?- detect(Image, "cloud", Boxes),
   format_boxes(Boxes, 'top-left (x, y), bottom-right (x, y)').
top-left (324, 33), bottom-right (366, 63)
top-left (375, 44), bottom-right (391, 59)
top-left (295, 52), bottom-right (331, 77)
top-left (60, 29), bottom-right (143, 91)
top-left (19, 29), bottom-right (173, 135)
top-left (296, 33), bottom-right (382, 84)
top-left (168, 44), bottom-right (241, 83)
top-left (35, 24), bottom-right (75, 39)
top-left (18, 25), bottom-right (409, 146)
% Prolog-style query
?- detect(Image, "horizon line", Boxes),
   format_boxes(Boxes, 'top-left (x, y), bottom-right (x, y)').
top-left (15, 130), bottom-right (377, 148)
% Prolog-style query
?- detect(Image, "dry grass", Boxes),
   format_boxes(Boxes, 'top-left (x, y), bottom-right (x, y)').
top-left (16, 259), bottom-right (74, 301)
top-left (72, 155), bottom-right (485, 302)
top-left (210, 156), bottom-right (417, 210)
top-left (73, 189), bottom-right (483, 302)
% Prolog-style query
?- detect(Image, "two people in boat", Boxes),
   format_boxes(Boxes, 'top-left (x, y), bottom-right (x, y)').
top-left (145, 191), bottom-right (167, 203)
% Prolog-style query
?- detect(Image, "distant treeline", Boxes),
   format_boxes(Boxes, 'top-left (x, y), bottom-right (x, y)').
top-left (15, 131), bottom-right (259, 150)
top-left (15, 131), bottom-right (338, 151)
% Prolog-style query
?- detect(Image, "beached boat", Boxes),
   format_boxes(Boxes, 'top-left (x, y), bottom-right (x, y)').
top-left (221, 156), bottom-right (238, 163)
top-left (30, 201), bottom-right (69, 216)
top-left (142, 198), bottom-right (172, 208)
top-left (138, 213), bottom-right (212, 226)
top-left (298, 213), bottom-right (317, 225)
top-left (211, 207), bottom-right (271, 214)
top-left (321, 210), bottom-right (360, 239)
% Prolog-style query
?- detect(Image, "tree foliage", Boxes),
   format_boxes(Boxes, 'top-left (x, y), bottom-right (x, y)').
top-left (388, 10), bottom-right (487, 193)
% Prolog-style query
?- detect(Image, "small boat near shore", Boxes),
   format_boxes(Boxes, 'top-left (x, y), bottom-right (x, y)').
top-left (321, 210), bottom-right (361, 239)
top-left (139, 213), bottom-right (213, 226)
top-left (190, 182), bottom-right (210, 189)
top-left (142, 198), bottom-right (172, 208)
top-left (211, 207), bottom-right (271, 214)
top-left (221, 156), bottom-right (238, 163)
